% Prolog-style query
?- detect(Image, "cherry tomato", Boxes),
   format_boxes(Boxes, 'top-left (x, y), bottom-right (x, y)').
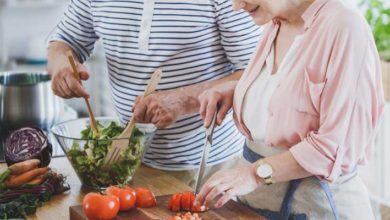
top-left (135, 187), bottom-right (157, 208)
top-left (82, 192), bottom-right (120, 220)
top-left (106, 186), bottom-right (137, 211)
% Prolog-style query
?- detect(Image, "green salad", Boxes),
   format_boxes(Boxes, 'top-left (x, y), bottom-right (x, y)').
top-left (67, 121), bottom-right (146, 188)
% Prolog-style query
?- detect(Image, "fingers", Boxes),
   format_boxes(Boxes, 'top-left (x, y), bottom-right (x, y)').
top-left (194, 172), bottom-right (223, 205)
top-left (132, 93), bottom-right (177, 128)
top-left (204, 94), bottom-right (219, 128)
top-left (199, 93), bottom-right (208, 121)
top-left (145, 102), bottom-right (158, 122)
top-left (64, 74), bottom-right (89, 98)
top-left (50, 62), bottom-right (90, 98)
top-left (154, 113), bottom-right (175, 128)
top-left (77, 64), bottom-right (90, 80)
top-left (232, 0), bottom-right (246, 11)
top-left (204, 182), bottom-right (231, 206)
top-left (217, 100), bottom-right (232, 126)
top-left (214, 188), bottom-right (238, 208)
top-left (133, 99), bottom-right (148, 122)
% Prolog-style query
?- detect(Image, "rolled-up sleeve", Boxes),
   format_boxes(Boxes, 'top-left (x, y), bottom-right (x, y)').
top-left (49, 0), bottom-right (99, 62)
top-left (290, 17), bottom-right (385, 182)
top-left (214, 0), bottom-right (261, 71)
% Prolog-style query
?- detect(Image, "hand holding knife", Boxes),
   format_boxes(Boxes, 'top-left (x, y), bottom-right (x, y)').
top-left (194, 110), bottom-right (218, 194)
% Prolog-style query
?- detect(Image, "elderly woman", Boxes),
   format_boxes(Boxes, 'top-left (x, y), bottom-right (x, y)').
top-left (195, 0), bottom-right (384, 219)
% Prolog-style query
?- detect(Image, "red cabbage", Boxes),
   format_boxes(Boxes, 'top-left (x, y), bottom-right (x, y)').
top-left (5, 127), bottom-right (52, 167)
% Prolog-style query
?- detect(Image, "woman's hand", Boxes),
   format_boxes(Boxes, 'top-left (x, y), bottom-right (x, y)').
top-left (194, 164), bottom-right (261, 208)
top-left (47, 52), bottom-right (90, 99)
top-left (198, 81), bottom-right (237, 128)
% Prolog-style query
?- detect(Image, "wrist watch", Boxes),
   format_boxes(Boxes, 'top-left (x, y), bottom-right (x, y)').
top-left (255, 160), bottom-right (273, 185)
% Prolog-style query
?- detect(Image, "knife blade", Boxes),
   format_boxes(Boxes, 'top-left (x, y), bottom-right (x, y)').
top-left (194, 110), bottom-right (218, 194)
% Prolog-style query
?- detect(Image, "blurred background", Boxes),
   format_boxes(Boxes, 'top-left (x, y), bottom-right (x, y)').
top-left (0, 0), bottom-right (389, 219)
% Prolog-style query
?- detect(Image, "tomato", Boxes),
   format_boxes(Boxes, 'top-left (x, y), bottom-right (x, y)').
top-left (106, 186), bottom-right (137, 211)
top-left (168, 191), bottom-right (208, 213)
top-left (171, 193), bottom-right (182, 212)
top-left (135, 187), bottom-right (157, 208)
top-left (82, 192), bottom-right (120, 220)
top-left (181, 191), bottom-right (192, 211)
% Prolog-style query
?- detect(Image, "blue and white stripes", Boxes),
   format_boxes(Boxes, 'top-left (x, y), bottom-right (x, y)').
top-left (51, 0), bottom-right (261, 170)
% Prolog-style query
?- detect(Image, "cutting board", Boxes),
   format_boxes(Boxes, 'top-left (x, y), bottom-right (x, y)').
top-left (70, 195), bottom-right (265, 220)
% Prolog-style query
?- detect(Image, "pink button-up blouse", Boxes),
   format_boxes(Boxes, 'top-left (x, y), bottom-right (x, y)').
top-left (233, 0), bottom-right (385, 182)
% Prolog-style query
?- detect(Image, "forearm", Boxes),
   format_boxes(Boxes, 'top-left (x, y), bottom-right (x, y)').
top-left (47, 42), bottom-right (77, 72)
top-left (257, 151), bottom-right (312, 184)
top-left (173, 70), bottom-right (243, 115)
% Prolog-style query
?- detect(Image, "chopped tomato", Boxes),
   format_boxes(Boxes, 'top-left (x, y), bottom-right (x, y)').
top-left (106, 186), bottom-right (137, 211)
top-left (82, 192), bottom-right (120, 220)
top-left (168, 212), bottom-right (202, 220)
top-left (171, 193), bottom-right (183, 212)
top-left (168, 192), bottom-right (208, 213)
top-left (135, 187), bottom-right (157, 208)
top-left (181, 191), bottom-right (192, 211)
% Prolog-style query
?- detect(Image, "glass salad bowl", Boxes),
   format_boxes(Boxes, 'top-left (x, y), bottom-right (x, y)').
top-left (51, 117), bottom-right (156, 189)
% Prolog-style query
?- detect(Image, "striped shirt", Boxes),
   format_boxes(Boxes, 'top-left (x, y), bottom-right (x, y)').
top-left (51, 0), bottom-right (261, 170)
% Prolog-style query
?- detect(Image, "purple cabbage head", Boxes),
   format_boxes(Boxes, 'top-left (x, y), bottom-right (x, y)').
top-left (5, 127), bottom-right (52, 167)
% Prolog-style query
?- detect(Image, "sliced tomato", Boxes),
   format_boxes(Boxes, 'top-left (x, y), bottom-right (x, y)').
top-left (189, 192), bottom-right (196, 210)
top-left (106, 186), bottom-right (137, 211)
top-left (135, 187), bottom-right (157, 208)
top-left (171, 193), bottom-right (182, 212)
top-left (181, 191), bottom-right (192, 211)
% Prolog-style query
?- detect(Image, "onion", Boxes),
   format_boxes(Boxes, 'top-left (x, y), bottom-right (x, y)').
top-left (5, 127), bottom-right (52, 167)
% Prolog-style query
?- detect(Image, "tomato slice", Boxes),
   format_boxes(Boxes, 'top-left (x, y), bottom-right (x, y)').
top-left (189, 193), bottom-right (196, 210)
top-left (171, 193), bottom-right (182, 212)
top-left (135, 187), bottom-right (157, 208)
top-left (181, 191), bottom-right (192, 211)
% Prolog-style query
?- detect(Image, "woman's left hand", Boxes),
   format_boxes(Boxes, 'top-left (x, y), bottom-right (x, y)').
top-left (194, 164), bottom-right (261, 208)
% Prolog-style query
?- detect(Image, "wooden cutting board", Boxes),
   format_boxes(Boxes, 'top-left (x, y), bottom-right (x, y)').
top-left (69, 195), bottom-right (265, 220)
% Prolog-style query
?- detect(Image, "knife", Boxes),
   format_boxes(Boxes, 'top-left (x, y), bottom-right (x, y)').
top-left (194, 110), bottom-right (218, 194)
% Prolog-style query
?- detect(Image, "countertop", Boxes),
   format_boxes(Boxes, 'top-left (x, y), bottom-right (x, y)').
top-left (0, 157), bottom-right (192, 220)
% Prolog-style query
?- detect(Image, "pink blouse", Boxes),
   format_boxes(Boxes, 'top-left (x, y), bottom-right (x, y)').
top-left (233, 0), bottom-right (385, 182)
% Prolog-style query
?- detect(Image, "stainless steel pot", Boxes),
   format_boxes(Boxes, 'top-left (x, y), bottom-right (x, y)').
top-left (0, 71), bottom-right (63, 131)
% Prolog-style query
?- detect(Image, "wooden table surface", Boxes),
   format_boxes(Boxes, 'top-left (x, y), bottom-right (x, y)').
top-left (0, 157), bottom-right (192, 220)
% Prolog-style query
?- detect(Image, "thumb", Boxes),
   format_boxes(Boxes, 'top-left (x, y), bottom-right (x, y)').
top-left (77, 64), bottom-right (90, 80)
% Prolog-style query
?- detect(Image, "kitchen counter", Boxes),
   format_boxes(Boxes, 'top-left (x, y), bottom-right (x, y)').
top-left (0, 157), bottom-right (192, 220)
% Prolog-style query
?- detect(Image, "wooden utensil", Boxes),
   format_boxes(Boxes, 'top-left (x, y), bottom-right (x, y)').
top-left (66, 51), bottom-right (99, 136)
top-left (102, 69), bottom-right (162, 169)
top-left (70, 195), bottom-right (265, 220)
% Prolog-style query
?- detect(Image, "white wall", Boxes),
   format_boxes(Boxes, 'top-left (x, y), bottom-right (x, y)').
top-left (0, 1), bottom-right (68, 60)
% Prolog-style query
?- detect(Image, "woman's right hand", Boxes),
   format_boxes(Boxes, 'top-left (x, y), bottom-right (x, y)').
top-left (198, 81), bottom-right (237, 128)
top-left (47, 52), bottom-right (90, 99)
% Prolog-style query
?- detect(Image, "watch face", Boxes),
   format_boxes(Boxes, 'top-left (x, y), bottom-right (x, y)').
top-left (257, 163), bottom-right (272, 178)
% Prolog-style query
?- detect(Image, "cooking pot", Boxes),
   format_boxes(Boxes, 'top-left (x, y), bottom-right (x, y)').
top-left (0, 71), bottom-right (63, 132)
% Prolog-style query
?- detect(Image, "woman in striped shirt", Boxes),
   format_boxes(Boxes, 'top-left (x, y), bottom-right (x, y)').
top-left (47, 0), bottom-right (261, 186)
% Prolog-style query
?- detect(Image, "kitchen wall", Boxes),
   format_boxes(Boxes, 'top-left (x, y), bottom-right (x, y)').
top-left (0, 0), bottom-right (116, 117)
